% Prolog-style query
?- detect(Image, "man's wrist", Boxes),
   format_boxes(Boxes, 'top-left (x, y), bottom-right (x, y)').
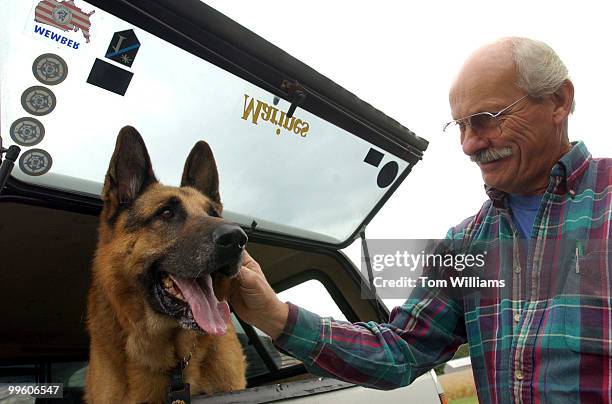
top-left (254, 300), bottom-right (289, 340)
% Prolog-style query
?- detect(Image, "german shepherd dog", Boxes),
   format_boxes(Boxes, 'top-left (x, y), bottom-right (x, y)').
top-left (85, 127), bottom-right (247, 403)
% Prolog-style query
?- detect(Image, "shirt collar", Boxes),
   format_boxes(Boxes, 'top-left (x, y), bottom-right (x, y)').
top-left (485, 141), bottom-right (592, 208)
top-left (551, 141), bottom-right (591, 185)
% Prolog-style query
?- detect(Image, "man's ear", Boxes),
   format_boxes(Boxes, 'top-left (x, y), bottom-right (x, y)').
top-left (552, 79), bottom-right (574, 126)
top-left (102, 126), bottom-right (157, 214)
top-left (181, 141), bottom-right (220, 205)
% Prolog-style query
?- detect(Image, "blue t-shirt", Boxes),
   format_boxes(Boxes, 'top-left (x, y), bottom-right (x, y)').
top-left (507, 193), bottom-right (543, 238)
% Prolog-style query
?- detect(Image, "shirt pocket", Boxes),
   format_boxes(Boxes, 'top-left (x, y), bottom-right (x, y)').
top-left (562, 294), bottom-right (612, 356)
top-left (563, 248), bottom-right (611, 297)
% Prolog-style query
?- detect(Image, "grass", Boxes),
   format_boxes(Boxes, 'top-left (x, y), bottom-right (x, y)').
top-left (440, 345), bottom-right (478, 403)
top-left (449, 396), bottom-right (479, 404)
top-left (438, 368), bottom-right (477, 401)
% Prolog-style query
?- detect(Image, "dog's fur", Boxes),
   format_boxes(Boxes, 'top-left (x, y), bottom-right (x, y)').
top-left (85, 127), bottom-right (246, 403)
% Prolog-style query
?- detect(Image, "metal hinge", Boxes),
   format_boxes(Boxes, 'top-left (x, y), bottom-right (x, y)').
top-left (281, 80), bottom-right (306, 118)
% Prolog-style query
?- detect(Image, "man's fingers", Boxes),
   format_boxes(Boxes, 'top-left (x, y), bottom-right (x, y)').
top-left (242, 250), bottom-right (264, 276)
top-left (236, 265), bottom-right (260, 287)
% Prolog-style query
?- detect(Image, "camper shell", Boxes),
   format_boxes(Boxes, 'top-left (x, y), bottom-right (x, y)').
top-left (0, 1), bottom-right (444, 402)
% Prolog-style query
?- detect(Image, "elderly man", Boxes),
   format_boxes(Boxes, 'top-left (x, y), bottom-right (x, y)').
top-left (229, 37), bottom-right (612, 403)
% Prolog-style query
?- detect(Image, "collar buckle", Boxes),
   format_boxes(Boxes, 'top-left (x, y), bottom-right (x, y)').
top-left (166, 357), bottom-right (191, 404)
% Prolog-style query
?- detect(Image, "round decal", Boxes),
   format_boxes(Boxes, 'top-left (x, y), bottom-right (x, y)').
top-left (32, 53), bottom-right (69, 85)
top-left (19, 149), bottom-right (53, 176)
top-left (377, 161), bottom-right (399, 188)
top-left (21, 86), bottom-right (56, 116)
top-left (9, 117), bottom-right (45, 147)
top-left (52, 5), bottom-right (72, 25)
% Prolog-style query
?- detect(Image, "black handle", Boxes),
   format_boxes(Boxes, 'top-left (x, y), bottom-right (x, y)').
top-left (0, 145), bottom-right (21, 194)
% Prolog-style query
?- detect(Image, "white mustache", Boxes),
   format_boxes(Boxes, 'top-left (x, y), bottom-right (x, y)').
top-left (470, 147), bottom-right (513, 164)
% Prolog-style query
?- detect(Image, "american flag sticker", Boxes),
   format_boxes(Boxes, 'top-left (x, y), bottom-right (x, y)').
top-left (34, 0), bottom-right (95, 43)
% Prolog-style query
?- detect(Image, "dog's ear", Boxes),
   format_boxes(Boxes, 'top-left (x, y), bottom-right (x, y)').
top-left (181, 141), bottom-right (220, 205)
top-left (103, 126), bottom-right (157, 211)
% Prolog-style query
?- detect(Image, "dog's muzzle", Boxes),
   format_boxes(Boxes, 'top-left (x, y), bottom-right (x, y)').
top-left (212, 224), bottom-right (247, 276)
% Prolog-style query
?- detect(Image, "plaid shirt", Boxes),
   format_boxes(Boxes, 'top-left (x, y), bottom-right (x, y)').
top-left (274, 142), bottom-right (612, 403)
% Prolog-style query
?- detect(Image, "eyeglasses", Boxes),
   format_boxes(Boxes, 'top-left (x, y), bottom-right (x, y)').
top-left (442, 94), bottom-right (529, 138)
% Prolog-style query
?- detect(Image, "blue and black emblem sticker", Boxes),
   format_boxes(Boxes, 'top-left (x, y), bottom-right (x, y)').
top-left (19, 148), bottom-right (53, 176)
top-left (105, 29), bottom-right (140, 67)
top-left (10, 117), bottom-right (45, 147)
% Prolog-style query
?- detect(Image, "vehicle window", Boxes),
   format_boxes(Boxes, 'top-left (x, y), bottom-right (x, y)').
top-left (0, 362), bottom-right (88, 402)
top-left (232, 316), bottom-right (302, 379)
top-left (0, 1), bottom-right (411, 244)
top-left (232, 280), bottom-right (347, 380)
top-left (52, 362), bottom-right (87, 388)
top-left (278, 280), bottom-right (347, 321)
top-left (0, 365), bottom-right (37, 384)
top-left (0, 362), bottom-right (87, 385)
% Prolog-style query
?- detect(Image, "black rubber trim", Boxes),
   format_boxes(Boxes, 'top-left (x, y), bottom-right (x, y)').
top-left (0, 355), bottom-right (86, 366)
top-left (0, 367), bottom-right (40, 377)
top-left (0, 176), bottom-right (102, 214)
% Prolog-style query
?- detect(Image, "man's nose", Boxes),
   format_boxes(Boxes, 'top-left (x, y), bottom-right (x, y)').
top-left (212, 224), bottom-right (247, 259)
top-left (461, 127), bottom-right (491, 156)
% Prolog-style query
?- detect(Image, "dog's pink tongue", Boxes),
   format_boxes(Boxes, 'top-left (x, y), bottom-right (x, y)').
top-left (170, 274), bottom-right (229, 336)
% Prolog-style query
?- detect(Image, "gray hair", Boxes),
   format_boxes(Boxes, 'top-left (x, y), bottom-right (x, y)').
top-left (508, 37), bottom-right (575, 112)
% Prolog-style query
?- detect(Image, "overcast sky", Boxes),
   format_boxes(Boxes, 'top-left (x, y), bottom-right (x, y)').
top-left (205, 0), bottom-right (612, 237)
top-left (204, 0), bottom-right (612, 311)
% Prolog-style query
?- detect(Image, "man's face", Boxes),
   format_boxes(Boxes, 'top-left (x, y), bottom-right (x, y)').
top-left (449, 45), bottom-right (565, 195)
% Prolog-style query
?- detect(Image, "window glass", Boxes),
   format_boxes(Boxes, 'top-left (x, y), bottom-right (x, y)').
top-left (51, 362), bottom-right (87, 387)
top-left (232, 280), bottom-right (347, 379)
top-left (0, 362), bottom-right (87, 401)
top-left (0, 1), bottom-right (409, 244)
top-left (278, 279), bottom-right (347, 321)
top-left (232, 316), bottom-right (301, 379)
top-left (0, 365), bottom-right (37, 384)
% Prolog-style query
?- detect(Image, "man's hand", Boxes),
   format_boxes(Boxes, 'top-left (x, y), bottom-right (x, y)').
top-left (229, 250), bottom-right (289, 340)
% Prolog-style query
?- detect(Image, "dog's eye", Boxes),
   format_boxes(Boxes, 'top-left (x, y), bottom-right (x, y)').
top-left (158, 208), bottom-right (174, 219)
top-left (208, 209), bottom-right (220, 218)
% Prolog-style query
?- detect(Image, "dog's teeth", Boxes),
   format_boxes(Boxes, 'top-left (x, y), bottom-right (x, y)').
top-left (162, 277), bottom-right (174, 289)
top-left (172, 289), bottom-right (185, 301)
top-left (160, 275), bottom-right (186, 301)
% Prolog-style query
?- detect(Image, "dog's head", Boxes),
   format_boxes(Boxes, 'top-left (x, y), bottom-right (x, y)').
top-left (97, 126), bottom-right (246, 336)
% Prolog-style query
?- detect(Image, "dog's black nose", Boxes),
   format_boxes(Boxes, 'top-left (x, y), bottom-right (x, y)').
top-left (212, 224), bottom-right (247, 252)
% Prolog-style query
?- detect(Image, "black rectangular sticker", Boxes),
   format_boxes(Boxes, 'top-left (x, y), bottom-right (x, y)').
top-left (86, 58), bottom-right (133, 96)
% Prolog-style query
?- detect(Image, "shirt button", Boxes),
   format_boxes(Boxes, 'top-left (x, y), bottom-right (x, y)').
top-left (514, 265), bottom-right (521, 274)
top-left (515, 370), bottom-right (524, 380)
top-left (514, 314), bottom-right (521, 323)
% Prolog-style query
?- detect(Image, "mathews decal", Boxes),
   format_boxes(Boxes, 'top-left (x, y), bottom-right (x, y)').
top-left (241, 94), bottom-right (310, 137)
